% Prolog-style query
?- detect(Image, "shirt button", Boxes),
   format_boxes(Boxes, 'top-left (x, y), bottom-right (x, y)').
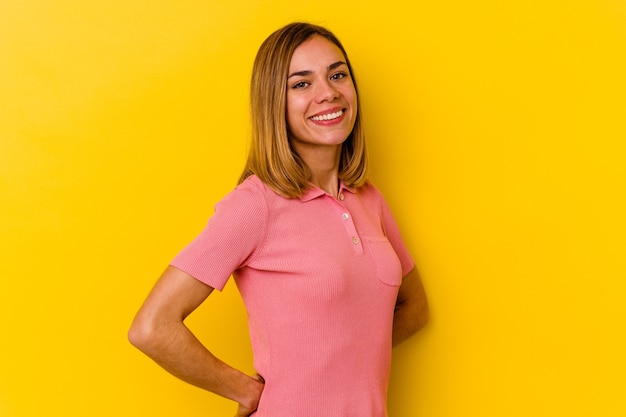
top-left (338, 193), bottom-right (345, 201)
top-left (341, 213), bottom-right (349, 220)
top-left (352, 236), bottom-right (360, 245)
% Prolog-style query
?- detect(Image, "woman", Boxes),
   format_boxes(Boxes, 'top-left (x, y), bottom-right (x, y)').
top-left (128, 22), bottom-right (429, 417)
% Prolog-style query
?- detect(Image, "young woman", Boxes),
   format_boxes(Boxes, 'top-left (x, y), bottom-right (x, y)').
top-left (129, 22), bottom-right (429, 417)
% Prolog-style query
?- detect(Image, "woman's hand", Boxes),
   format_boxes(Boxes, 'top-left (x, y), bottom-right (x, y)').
top-left (234, 374), bottom-right (265, 416)
top-left (235, 402), bottom-right (257, 417)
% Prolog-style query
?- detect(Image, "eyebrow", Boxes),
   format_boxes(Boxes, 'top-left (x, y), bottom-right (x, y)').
top-left (287, 61), bottom-right (348, 79)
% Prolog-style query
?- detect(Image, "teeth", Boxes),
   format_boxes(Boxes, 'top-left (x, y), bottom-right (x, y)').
top-left (311, 110), bottom-right (343, 121)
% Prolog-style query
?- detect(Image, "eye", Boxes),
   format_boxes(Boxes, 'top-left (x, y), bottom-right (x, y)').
top-left (291, 81), bottom-right (309, 89)
top-left (331, 71), bottom-right (349, 81)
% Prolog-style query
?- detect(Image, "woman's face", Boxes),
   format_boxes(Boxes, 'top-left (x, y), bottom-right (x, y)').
top-left (285, 35), bottom-right (357, 154)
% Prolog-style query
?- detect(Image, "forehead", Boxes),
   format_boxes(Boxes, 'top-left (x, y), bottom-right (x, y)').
top-left (289, 35), bottom-right (346, 70)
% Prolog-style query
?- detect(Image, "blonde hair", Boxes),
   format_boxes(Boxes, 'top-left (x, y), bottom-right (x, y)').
top-left (239, 22), bottom-right (368, 198)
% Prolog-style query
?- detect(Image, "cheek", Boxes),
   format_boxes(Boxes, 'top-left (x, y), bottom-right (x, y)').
top-left (286, 95), bottom-right (307, 123)
top-left (285, 105), bottom-right (300, 134)
top-left (345, 86), bottom-right (357, 107)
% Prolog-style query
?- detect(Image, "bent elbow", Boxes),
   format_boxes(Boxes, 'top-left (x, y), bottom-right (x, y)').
top-left (127, 320), bottom-right (145, 350)
top-left (128, 316), bottom-right (159, 354)
top-left (416, 307), bottom-right (429, 332)
top-left (418, 295), bottom-right (430, 327)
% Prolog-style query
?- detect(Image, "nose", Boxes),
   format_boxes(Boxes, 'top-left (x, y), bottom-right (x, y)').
top-left (315, 79), bottom-right (339, 103)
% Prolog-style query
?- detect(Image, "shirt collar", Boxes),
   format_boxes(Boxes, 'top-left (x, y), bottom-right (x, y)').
top-left (299, 180), bottom-right (356, 202)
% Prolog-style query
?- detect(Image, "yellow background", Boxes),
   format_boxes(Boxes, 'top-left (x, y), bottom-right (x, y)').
top-left (1, 1), bottom-right (625, 416)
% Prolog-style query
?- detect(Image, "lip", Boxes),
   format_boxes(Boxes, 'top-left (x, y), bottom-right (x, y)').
top-left (308, 107), bottom-right (346, 125)
top-left (309, 106), bottom-right (344, 118)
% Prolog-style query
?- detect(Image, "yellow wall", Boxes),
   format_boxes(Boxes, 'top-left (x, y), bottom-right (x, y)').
top-left (1, 1), bottom-right (625, 416)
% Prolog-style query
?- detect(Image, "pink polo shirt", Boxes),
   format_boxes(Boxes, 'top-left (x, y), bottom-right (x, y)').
top-left (171, 175), bottom-right (414, 417)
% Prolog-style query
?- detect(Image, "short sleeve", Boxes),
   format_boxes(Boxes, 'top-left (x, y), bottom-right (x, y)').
top-left (170, 179), bottom-right (267, 291)
top-left (379, 191), bottom-right (415, 277)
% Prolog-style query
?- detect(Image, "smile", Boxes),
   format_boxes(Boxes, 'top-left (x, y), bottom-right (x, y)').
top-left (310, 110), bottom-right (344, 122)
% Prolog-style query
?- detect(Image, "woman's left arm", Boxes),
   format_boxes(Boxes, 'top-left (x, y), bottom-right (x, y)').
top-left (392, 267), bottom-right (429, 346)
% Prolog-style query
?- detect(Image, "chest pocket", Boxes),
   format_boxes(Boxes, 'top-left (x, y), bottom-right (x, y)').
top-left (364, 236), bottom-right (403, 287)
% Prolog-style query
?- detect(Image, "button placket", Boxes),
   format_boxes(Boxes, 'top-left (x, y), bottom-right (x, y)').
top-left (329, 195), bottom-right (362, 254)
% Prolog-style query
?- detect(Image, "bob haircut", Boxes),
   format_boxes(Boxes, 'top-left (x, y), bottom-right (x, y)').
top-left (239, 22), bottom-right (368, 198)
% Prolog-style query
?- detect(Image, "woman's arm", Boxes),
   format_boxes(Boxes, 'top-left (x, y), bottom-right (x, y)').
top-left (392, 267), bottom-right (429, 346)
top-left (128, 265), bottom-right (264, 414)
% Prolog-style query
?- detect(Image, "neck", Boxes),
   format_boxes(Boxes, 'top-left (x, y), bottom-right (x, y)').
top-left (309, 169), bottom-right (340, 197)
top-left (295, 144), bottom-right (341, 196)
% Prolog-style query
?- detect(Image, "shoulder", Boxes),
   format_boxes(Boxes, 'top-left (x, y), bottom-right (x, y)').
top-left (214, 175), bottom-right (268, 216)
top-left (354, 181), bottom-right (400, 221)
top-left (221, 174), bottom-right (290, 213)
top-left (355, 181), bottom-right (386, 204)
top-left (233, 175), bottom-right (286, 203)
top-left (222, 175), bottom-right (269, 202)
